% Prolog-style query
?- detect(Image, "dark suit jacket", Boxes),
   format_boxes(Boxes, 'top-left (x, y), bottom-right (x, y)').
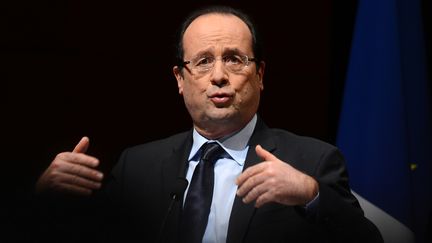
top-left (102, 118), bottom-right (383, 243)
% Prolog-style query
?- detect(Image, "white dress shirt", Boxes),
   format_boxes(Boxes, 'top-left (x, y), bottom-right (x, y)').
top-left (185, 115), bottom-right (257, 243)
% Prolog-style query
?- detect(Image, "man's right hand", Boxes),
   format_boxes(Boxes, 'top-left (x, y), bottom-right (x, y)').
top-left (35, 136), bottom-right (104, 196)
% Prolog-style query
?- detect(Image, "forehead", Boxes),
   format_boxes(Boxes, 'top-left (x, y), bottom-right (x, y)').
top-left (182, 13), bottom-right (253, 57)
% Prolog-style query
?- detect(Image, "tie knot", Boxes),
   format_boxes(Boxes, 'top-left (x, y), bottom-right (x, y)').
top-left (201, 142), bottom-right (224, 162)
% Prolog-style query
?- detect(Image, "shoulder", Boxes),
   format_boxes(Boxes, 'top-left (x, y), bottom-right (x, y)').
top-left (254, 117), bottom-right (337, 155)
top-left (128, 131), bottom-right (190, 151)
top-left (267, 128), bottom-right (337, 154)
top-left (119, 130), bottom-right (191, 161)
top-left (259, 127), bottom-right (344, 173)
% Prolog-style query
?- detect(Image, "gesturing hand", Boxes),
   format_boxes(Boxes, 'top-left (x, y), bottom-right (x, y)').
top-left (35, 137), bottom-right (104, 196)
top-left (236, 145), bottom-right (318, 208)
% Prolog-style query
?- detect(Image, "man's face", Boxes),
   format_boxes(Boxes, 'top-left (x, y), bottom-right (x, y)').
top-left (174, 13), bottom-right (265, 138)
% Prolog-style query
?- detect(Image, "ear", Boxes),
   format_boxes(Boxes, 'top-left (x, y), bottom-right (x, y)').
top-left (256, 61), bottom-right (265, 91)
top-left (173, 66), bottom-right (184, 95)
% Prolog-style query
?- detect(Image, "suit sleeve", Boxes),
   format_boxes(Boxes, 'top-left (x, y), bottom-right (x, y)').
top-left (311, 148), bottom-right (384, 243)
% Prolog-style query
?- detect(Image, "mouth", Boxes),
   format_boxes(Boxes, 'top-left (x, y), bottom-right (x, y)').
top-left (208, 92), bottom-right (233, 106)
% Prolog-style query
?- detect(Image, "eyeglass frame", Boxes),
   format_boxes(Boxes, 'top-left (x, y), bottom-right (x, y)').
top-left (179, 54), bottom-right (258, 74)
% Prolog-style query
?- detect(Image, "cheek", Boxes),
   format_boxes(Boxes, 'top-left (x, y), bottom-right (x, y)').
top-left (234, 82), bottom-right (261, 111)
top-left (238, 81), bottom-right (260, 100)
top-left (182, 80), bottom-right (207, 103)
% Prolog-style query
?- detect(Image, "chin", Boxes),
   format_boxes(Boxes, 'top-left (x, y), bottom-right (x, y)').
top-left (209, 107), bottom-right (234, 116)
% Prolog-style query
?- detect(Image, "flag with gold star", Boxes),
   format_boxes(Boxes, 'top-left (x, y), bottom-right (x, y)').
top-left (336, 0), bottom-right (432, 242)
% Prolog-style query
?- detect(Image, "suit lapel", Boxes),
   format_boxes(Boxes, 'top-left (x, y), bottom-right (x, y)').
top-left (226, 118), bottom-right (276, 243)
top-left (161, 132), bottom-right (192, 196)
top-left (160, 131), bottom-right (193, 242)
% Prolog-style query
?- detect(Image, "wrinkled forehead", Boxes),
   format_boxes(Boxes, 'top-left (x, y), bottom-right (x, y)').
top-left (182, 13), bottom-right (253, 58)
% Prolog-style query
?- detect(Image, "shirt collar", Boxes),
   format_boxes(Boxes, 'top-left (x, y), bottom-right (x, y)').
top-left (189, 114), bottom-right (257, 166)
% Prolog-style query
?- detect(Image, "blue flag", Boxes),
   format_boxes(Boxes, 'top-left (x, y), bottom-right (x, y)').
top-left (336, 0), bottom-right (432, 242)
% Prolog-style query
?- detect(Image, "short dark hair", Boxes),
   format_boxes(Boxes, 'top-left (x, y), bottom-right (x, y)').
top-left (176, 5), bottom-right (263, 68)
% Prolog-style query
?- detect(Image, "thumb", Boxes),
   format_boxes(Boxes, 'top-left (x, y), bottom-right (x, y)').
top-left (72, 136), bottom-right (90, 153)
top-left (255, 144), bottom-right (278, 161)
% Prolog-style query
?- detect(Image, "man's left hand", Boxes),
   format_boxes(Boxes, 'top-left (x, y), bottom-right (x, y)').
top-left (236, 145), bottom-right (318, 208)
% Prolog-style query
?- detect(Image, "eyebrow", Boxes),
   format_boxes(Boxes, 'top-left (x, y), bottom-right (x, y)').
top-left (192, 48), bottom-right (215, 59)
top-left (223, 48), bottom-right (244, 56)
top-left (191, 47), bottom-right (245, 58)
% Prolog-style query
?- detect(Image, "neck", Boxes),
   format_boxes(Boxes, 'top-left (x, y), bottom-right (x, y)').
top-left (194, 115), bottom-right (254, 140)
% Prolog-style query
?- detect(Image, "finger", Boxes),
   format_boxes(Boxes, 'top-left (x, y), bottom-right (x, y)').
top-left (255, 144), bottom-right (278, 162)
top-left (72, 136), bottom-right (90, 153)
top-left (57, 160), bottom-right (104, 182)
top-left (236, 170), bottom-right (267, 197)
top-left (57, 152), bottom-right (100, 168)
top-left (54, 182), bottom-right (93, 196)
top-left (241, 182), bottom-right (267, 205)
top-left (255, 190), bottom-right (273, 208)
top-left (236, 163), bottom-right (266, 186)
top-left (236, 145), bottom-right (278, 186)
top-left (56, 171), bottom-right (102, 190)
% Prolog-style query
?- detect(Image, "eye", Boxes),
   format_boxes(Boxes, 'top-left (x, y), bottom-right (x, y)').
top-left (195, 56), bottom-right (215, 67)
top-left (223, 55), bottom-right (242, 64)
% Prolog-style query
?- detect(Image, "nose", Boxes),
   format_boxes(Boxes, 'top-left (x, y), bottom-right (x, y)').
top-left (209, 58), bottom-right (229, 87)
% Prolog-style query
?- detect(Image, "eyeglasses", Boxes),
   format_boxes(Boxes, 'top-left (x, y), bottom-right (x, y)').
top-left (181, 54), bottom-right (257, 74)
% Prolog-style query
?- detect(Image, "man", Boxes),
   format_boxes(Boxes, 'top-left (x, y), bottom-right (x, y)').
top-left (36, 5), bottom-right (383, 243)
